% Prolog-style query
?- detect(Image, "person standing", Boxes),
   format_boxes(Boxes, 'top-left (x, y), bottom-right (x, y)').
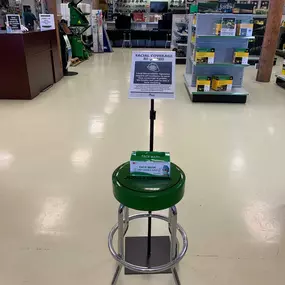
top-left (23, 6), bottom-right (38, 31)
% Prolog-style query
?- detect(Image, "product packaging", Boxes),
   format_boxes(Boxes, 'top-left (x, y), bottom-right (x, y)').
top-left (211, 75), bottom-right (233, 91)
top-left (233, 48), bottom-right (249, 64)
top-left (191, 26), bottom-right (196, 43)
top-left (195, 48), bottom-right (215, 64)
top-left (236, 20), bottom-right (253, 36)
top-left (130, 151), bottom-right (171, 177)
top-left (215, 20), bottom-right (221, 35)
top-left (221, 17), bottom-right (236, 36)
top-left (196, 76), bottom-right (211, 92)
top-left (193, 14), bottom-right (196, 26)
top-left (282, 61), bottom-right (285, 75)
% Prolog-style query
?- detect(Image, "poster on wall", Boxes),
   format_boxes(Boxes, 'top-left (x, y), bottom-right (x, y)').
top-left (129, 51), bottom-right (176, 99)
top-left (5, 14), bottom-right (21, 33)
top-left (260, 1), bottom-right (269, 9)
top-left (39, 14), bottom-right (55, 31)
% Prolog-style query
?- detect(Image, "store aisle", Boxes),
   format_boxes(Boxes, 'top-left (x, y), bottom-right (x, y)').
top-left (0, 49), bottom-right (284, 285)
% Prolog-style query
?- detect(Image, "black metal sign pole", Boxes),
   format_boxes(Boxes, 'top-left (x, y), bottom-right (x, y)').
top-left (147, 98), bottom-right (156, 260)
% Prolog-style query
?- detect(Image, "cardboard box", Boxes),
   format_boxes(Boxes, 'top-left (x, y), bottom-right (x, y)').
top-left (211, 75), bottom-right (233, 91)
top-left (130, 151), bottom-right (171, 177)
top-left (236, 20), bottom-right (253, 36)
top-left (195, 48), bottom-right (215, 64)
top-left (196, 76), bottom-right (211, 92)
top-left (233, 48), bottom-right (249, 64)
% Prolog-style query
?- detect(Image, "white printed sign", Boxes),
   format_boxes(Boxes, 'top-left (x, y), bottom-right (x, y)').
top-left (39, 14), bottom-right (55, 31)
top-left (6, 14), bottom-right (21, 33)
top-left (129, 51), bottom-right (175, 99)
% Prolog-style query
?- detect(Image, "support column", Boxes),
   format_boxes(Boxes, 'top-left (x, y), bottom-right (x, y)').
top-left (45, 0), bottom-right (63, 79)
top-left (256, 0), bottom-right (284, 82)
top-left (93, 0), bottom-right (100, 9)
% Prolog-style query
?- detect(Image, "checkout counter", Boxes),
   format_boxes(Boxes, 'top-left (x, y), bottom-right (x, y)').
top-left (0, 30), bottom-right (62, 99)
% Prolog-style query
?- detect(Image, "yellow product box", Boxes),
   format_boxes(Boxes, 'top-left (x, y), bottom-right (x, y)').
top-left (195, 48), bottom-right (215, 64)
top-left (215, 22), bottom-right (221, 36)
top-left (282, 63), bottom-right (285, 75)
top-left (191, 27), bottom-right (196, 43)
top-left (196, 76), bottom-right (211, 92)
top-left (193, 15), bottom-right (196, 25)
top-left (236, 20), bottom-right (253, 36)
top-left (233, 48), bottom-right (249, 64)
top-left (211, 75), bottom-right (233, 92)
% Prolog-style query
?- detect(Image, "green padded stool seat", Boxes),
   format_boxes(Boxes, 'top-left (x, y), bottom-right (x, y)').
top-left (112, 162), bottom-right (185, 211)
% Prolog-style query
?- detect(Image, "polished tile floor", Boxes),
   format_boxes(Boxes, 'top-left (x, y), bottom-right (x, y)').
top-left (0, 49), bottom-right (285, 285)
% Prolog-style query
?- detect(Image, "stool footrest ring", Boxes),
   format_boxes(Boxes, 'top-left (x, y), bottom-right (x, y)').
top-left (108, 213), bottom-right (188, 274)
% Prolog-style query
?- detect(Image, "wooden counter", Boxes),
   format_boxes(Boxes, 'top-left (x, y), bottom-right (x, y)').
top-left (0, 30), bottom-right (63, 99)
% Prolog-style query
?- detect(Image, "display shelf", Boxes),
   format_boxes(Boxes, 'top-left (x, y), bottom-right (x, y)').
top-left (171, 14), bottom-right (191, 65)
top-left (248, 55), bottom-right (277, 66)
top-left (174, 30), bottom-right (188, 37)
top-left (184, 74), bottom-right (248, 95)
top-left (190, 57), bottom-right (249, 67)
top-left (184, 13), bottom-right (253, 104)
top-left (196, 35), bottom-right (255, 39)
top-left (177, 43), bottom-right (188, 47)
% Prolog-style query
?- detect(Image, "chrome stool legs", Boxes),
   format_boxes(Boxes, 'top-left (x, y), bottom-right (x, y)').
top-left (169, 206), bottom-right (181, 285)
top-left (108, 205), bottom-right (188, 285)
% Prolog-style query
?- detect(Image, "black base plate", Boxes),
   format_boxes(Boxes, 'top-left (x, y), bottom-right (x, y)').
top-left (190, 93), bottom-right (247, 103)
top-left (64, 71), bottom-right (78, 76)
top-left (185, 83), bottom-right (247, 103)
top-left (176, 58), bottom-right (186, 64)
top-left (276, 76), bottom-right (285, 89)
top-left (125, 236), bottom-right (171, 275)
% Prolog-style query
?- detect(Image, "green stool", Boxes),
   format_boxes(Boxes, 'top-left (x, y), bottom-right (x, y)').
top-left (108, 162), bottom-right (188, 285)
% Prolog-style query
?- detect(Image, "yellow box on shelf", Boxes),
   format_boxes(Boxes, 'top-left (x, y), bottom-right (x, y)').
top-left (236, 20), bottom-right (253, 37)
top-left (211, 75), bottom-right (233, 92)
top-left (233, 48), bottom-right (249, 64)
top-left (215, 21), bottom-right (221, 36)
top-left (195, 48), bottom-right (215, 64)
top-left (193, 15), bottom-right (196, 26)
top-left (196, 76), bottom-right (211, 92)
top-left (282, 61), bottom-right (285, 75)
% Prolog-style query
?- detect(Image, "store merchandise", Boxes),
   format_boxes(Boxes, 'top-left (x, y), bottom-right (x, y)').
top-left (130, 151), bottom-right (171, 177)
top-left (195, 48), bottom-right (215, 64)
top-left (221, 17), bottom-right (236, 36)
top-left (193, 14), bottom-right (196, 26)
top-left (236, 20), bottom-right (253, 36)
top-left (191, 26), bottom-right (196, 42)
top-left (196, 76), bottom-right (211, 92)
top-left (211, 75), bottom-right (233, 91)
top-left (215, 20), bottom-right (221, 35)
top-left (171, 14), bottom-right (190, 64)
top-left (282, 61), bottom-right (285, 75)
top-left (184, 13), bottom-right (250, 103)
top-left (233, 48), bottom-right (249, 64)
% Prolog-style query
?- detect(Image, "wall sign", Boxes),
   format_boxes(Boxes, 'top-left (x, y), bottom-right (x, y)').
top-left (6, 14), bottom-right (21, 33)
top-left (39, 14), bottom-right (55, 31)
top-left (129, 51), bottom-right (175, 99)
